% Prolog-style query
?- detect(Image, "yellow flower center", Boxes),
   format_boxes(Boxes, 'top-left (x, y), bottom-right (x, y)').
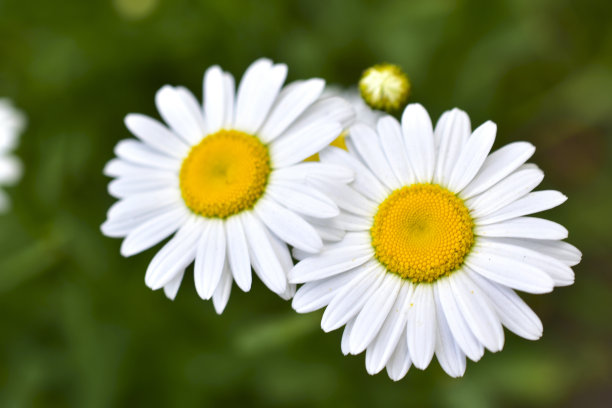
top-left (179, 129), bottom-right (271, 218)
top-left (370, 184), bottom-right (474, 283)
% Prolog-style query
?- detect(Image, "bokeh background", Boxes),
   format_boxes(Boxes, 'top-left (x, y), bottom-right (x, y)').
top-left (1, 0), bottom-right (611, 406)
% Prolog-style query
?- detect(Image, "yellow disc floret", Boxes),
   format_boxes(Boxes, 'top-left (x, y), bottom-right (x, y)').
top-left (359, 63), bottom-right (410, 112)
top-left (371, 184), bottom-right (474, 283)
top-left (179, 129), bottom-right (271, 218)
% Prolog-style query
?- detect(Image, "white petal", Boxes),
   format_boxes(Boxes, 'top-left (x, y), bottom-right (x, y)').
top-left (221, 73), bottom-right (235, 128)
top-left (292, 268), bottom-right (362, 313)
top-left (194, 219), bottom-right (226, 300)
top-left (433, 287), bottom-right (466, 378)
top-left (378, 115), bottom-right (414, 185)
top-left (120, 206), bottom-right (188, 256)
top-left (476, 216), bottom-right (568, 240)
top-left (321, 262), bottom-right (384, 332)
top-left (489, 237), bottom-right (581, 267)
top-left (107, 189), bottom-right (180, 220)
top-left (349, 273), bottom-right (402, 355)
top-left (155, 85), bottom-right (204, 145)
top-left (365, 282), bottom-right (413, 374)
top-left (466, 167), bottom-right (544, 218)
top-left (266, 180), bottom-right (339, 219)
top-left (163, 270), bottom-right (185, 301)
top-left (435, 278), bottom-right (485, 362)
top-left (175, 86), bottom-right (207, 131)
top-left (108, 174), bottom-right (177, 198)
top-left (259, 78), bottom-right (325, 143)
top-left (467, 268), bottom-right (542, 340)
top-left (0, 155), bottom-right (21, 185)
top-left (449, 270), bottom-right (504, 352)
top-left (475, 238), bottom-right (574, 286)
top-left (341, 318), bottom-right (355, 356)
top-left (401, 103), bottom-right (435, 183)
top-left (349, 123), bottom-right (401, 190)
top-left (114, 139), bottom-right (180, 171)
top-left (294, 96), bottom-right (355, 131)
top-left (101, 205), bottom-right (174, 238)
top-left (306, 178), bottom-right (377, 217)
top-left (272, 162), bottom-right (353, 184)
top-left (434, 108), bottom-right (471, 185)
top-left (234, 59), bottom-right (287, 134)
top-left (225, 215), bottom-right (252, 292)
top-left (465, 248), bottom-right (554, 293)
top-left (124, 114), bottom-right (189, 159)
top-left (103, 159), bottom-right (138, 177)
top-left (447, 121), bottom-right (496, 192)
top-left (406, 283), bottom-right (436, 369)
top-left (270, 121), bottom-right (342, 168)
top-left (288, 233), bottom-right (373, 283)
top-left (385, 330), bottom-right (412, 381)
top-left (478, 191), bottom-right (567, 225)
top-left (254, 198), bottom-right (322, 252)
top-left (144, 216), bottom-right (203, 290)
top-left (212, 263), bottom-right (233, 314)
top-left (319, 146), bottom-right (388, 202)
top-left (242, 213), bottom-right (287, 294)
top-left (461, 142), bottom-right (535, 199)
top-left (203, 65), bottom-right (228, 134)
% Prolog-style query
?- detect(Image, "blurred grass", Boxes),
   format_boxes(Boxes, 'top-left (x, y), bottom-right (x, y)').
top-left (0, 0), bottom-right (611, 406)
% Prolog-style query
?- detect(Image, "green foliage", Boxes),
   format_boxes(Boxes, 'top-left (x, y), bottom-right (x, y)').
top-left (1, 0), bottom-right (611, 406)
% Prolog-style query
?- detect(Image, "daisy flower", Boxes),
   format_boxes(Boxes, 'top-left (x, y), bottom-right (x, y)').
top-left (0, 98), bottom-right (25, 211)
top-left (102, 58), bottom-right (354, 313)
top-left (289, 103), bottom-right (581, 379)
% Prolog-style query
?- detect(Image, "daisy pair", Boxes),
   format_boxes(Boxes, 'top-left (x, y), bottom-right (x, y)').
top-left (290, 104), bottom-right (581, 379)
top-left (102, 58), bottom-right (579, 380)
top-left (102, 58), bottom-right (354, 313)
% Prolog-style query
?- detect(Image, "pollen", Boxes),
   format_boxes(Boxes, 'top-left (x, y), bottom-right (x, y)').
top-left (359, 63), bottom-right (410, 112)
top-left (370, 184), bottom-right (474, 283)
top-left (179, 129), bottom-right (271, 218)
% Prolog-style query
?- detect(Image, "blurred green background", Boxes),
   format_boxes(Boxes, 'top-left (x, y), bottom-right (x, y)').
top-left (1, 0), bottom-right (611, 406)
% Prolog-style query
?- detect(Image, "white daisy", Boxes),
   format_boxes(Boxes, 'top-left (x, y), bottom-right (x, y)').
top-left (102, 58), bottom-right (355, 313)
top-left (0, 98), bottom-right (25, 212)
top-left (289, 103), bottom-right (581, 379)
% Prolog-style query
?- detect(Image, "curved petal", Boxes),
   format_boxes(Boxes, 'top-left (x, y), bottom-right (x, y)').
top-left (465, 248), bottom-right (554, 294)
top-left (406, 283), bottom-right (436, 369)
top-left (378, 115), bottom-right (414, 186)
top-left (475, 216), bottom-right (568, 240)
top-left (434, 108), bottom-right (471, 185)
top-left (194, 219), bottom-right (226, 300)
top-left (242, 213), bottom-right (287, 294)
top-left (461, 142), bottom-right (535, 199)
top-left (401, 103), bottom-right (435, 183)
top-left (447, 121), bottom-right (496, 192)
top-left (234, 59), bottom-right (287, 134)
top-left (349, 272), bottom-right (402, 354)
top-left (254, 197), bottom-right (323, 252)
top-left (467, 167), bottom-right (544, 218)
top-left (349, 123), bottom-right (401, 190)
top-left (120, 206), bottom-right (189, 257)
top-left (365, 281), bottom-right (413, 375)
top-left (467, 268), bottom-right (542, 340)
top-left (225, 214), bottom-right (252, 292)
top-left (155, 85), bottom-right (204, 145)
top-left (258, 78), bottom-right (325, 143)
top-left (321, 262), bottom-right (384, 332)
top-left (478, 191), bottom-right (567, 225)
top-left (124, 114), bottom-right (189, 158)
